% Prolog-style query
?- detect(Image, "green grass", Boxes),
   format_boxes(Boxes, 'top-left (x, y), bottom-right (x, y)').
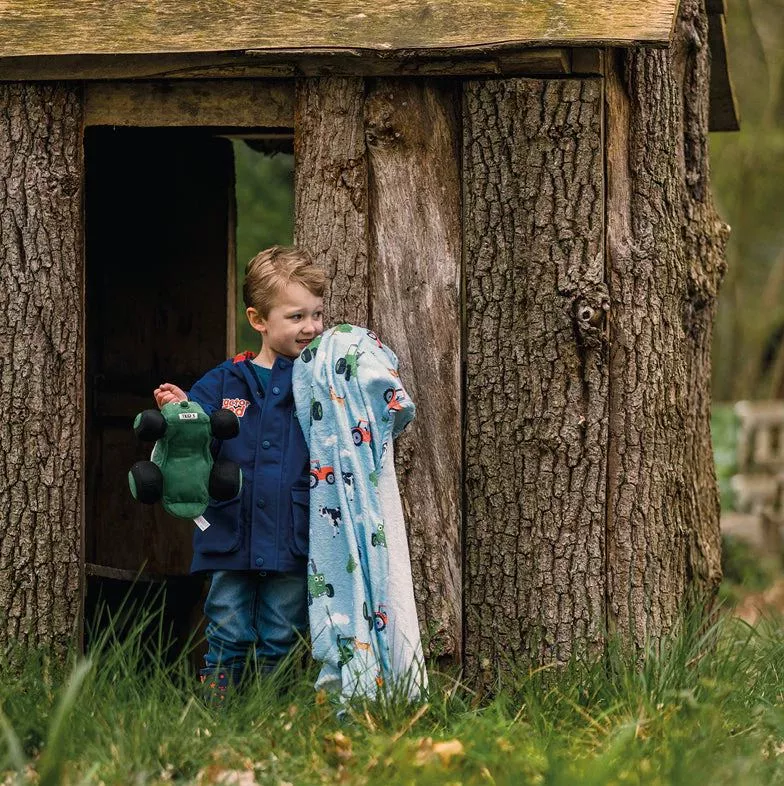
top-left (0, 405), bottom-right (773, 784)
top-left (1, 599), bottom-right (783, 785)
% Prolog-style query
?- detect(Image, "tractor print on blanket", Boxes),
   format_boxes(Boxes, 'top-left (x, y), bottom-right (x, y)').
top-left (308, 558), bottom-right (334, 605)
top-left (319, 505), bottom-right (342, 537)
top-left (310, 460), bottom-right (335, 488)
top-left (352, 418), bottom-right (372, 446)
top-left (362, 601), bottom-right (388, 632)
top-left (371, 522), bottom-right (387, 548)
top-left (299, 334), bottom-right (322, 363)
top-left (335, 343), bottom-right (363, 382)
top-left (310, 393), bottom-right (323, 421)
top-left (366, 329), bottom-right (383, 348)
top-left (384, 387), bottom-right (405, 412)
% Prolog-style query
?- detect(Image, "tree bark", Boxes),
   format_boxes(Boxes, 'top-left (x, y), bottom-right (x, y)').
top-left (295, 77), bottom-right (463, 659)
top-left (294, 77), bottom-right (369, 326)
top-left (0, 83), bottom-right (84, 653)
top-left (604, 0), bottom-right (727, 649)
top-left (365, 78), bottom-right (463, 659)
top-left (463, 77), bottom-right (608, 673)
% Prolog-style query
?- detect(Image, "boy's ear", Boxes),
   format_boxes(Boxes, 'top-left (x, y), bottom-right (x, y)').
top-left (246, 307), bottom-right (266, 334)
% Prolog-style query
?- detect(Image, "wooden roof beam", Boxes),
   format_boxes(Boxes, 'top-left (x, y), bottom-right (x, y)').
top-left (0, 48), bottom-right (575, 81)
top-left (707, 7), bottom-right (740, 131)
top-left (0, 1), bottom-right (679, 61)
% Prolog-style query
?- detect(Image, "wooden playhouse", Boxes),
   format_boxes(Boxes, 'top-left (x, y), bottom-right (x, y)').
top-left (0, 0), bottom-right (736, 672)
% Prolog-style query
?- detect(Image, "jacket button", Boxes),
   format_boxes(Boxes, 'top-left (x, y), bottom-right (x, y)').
top-left (255, 557), bottom-right (264, 567)
top-left (257, 498), bottom-right (265, 508)
top-left (272, 386), bottom-right (280, 395)
top-left (262, 439), bottom-right (271, 449)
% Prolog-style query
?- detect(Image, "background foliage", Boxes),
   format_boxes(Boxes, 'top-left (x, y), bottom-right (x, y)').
top-left (232, 142), bottom-right (294, 353)
top-left (711, 0), bottom-right (784, 401)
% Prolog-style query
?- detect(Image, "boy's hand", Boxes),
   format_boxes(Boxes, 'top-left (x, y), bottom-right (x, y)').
top-left (154, 383), bottom-right (187, 409)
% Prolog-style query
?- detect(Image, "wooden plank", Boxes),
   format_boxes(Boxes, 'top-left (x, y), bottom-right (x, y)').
top-left (85, 563), bottom-right (160, 582)
top-left (0, 1), bottom-right (679, 59)
top-left (570, 48), bottom-right (603, 75)
top-left (708, 12), bottom-right (739, 131)
top-left (463, 77), bottom-right (608, 673)
top-left (0, 48), bottom-right (572, 81)
top-left (0, 83), bottom-right (85, 653)
top-left (85, 80), bottom-right (294, 127)
top-left (364, 78), bottom-right (463, 660)
top-left (294, 77), bottom-right (370, 326)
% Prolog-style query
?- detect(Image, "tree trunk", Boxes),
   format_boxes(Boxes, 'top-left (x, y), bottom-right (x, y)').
top-left (604, 0), bottom-right (727, 648)
top-left (295, 76), bottom-right (463, 659)
top-left (364, 78), bottom-right (463, 659)
top-left (294, 77), bottom-right (369, 326)
top-left (0, 83), bottom-right (84, 654)
top-left (463, 0), bottom-right (726, 674)
top-left (463, 77), bottom-right (608, 673)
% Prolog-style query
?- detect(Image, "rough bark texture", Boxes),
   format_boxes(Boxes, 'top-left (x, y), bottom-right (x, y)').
top-left (0, 83), bottom-right (84, 653)
top-left (295, 76), bottom-right (463, 660)
top-left (605, 0), bottom-right (727, 648)
top-left (463, 78), bottom-right (607, 674)
top-left (365, 79), bottom-right (462, 659)
top-left (294, 77), bottom-right (369, 326)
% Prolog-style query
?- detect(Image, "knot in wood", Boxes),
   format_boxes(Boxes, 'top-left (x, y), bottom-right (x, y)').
top-left (52, 172), bottom-right (80, 197)
top-left (365, 91), bottom-right (403, 149)
top-left (365, 118), bottom-right (400, 148)
top-left (571, 286), bottom-right (609, 349)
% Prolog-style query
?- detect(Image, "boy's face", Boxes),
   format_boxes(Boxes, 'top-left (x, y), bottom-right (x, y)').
top-left (247, 282), bottom-right (324, 362)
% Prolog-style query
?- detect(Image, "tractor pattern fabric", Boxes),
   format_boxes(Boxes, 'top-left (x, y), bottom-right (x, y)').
top-left (292, 323), bottom-right (428, 702)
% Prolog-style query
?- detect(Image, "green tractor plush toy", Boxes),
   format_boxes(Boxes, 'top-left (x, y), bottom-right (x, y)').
top-left (129, 401), bottom-right (242, 518)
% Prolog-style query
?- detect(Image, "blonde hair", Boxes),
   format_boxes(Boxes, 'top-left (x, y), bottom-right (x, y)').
top-left (243, 245), bottom-right (326, 317)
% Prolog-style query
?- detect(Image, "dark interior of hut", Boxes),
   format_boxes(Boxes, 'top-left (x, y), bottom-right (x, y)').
top-left (82, 126), bottom-right (292, 668)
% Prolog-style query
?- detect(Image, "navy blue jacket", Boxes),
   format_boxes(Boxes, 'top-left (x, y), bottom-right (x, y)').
top-left (187, 352), bottom-right (310, 574)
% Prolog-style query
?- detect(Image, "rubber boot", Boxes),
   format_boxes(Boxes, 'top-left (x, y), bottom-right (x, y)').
top-left (199, 667), bottom-right (243, 706)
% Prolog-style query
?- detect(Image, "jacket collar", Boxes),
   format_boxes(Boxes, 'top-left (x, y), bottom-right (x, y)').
top-left (226, 353), bottom-right (294, 406)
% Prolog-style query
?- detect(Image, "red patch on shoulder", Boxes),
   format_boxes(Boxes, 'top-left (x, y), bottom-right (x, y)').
top-left (222, 398), bottom-right (251, 417)
top-left (233, 350), bottom-right (255, 364)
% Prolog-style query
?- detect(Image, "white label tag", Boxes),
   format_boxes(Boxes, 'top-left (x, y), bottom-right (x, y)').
top-left (194, 515), bottom-right (211, 531)
top-left (179, 412), bottom-right (198, 420)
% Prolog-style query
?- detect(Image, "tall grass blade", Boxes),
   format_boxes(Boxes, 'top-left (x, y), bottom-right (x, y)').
top-left (0, 706), bottom-right (27, 772)
top-left (37, 658), bottom-right (92, 786)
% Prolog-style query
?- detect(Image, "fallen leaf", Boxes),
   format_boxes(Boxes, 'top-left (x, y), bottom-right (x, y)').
top-left (414, 737), bottom-right (465, 766)
top-left (197, 766), bottom-right (259, 785)
top-left (324, 730), bottom-right (354, 764)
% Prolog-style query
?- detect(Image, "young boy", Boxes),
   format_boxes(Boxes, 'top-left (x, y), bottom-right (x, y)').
top-left (154, 246), bottom-right (325, 696)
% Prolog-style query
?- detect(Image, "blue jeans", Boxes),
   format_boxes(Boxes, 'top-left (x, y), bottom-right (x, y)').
top-left (203, 570), bottom-right (308, 677)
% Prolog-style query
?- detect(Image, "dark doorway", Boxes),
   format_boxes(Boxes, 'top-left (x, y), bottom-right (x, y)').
top-left (83, 128), bottom-right (237, 662)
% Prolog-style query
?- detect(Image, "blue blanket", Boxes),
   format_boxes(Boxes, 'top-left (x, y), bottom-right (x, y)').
top-left (292, 324), bottom-right (427, 701)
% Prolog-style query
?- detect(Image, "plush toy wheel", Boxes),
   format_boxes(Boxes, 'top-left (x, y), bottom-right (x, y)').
top-left (209, 459), bottom-right (242, 501)
top-left (210, 409), bottom-right (240, 440)
top-left (129, 461), bottom-right (163, 504)
top-left (134, 409), bottom-right (167, 441)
